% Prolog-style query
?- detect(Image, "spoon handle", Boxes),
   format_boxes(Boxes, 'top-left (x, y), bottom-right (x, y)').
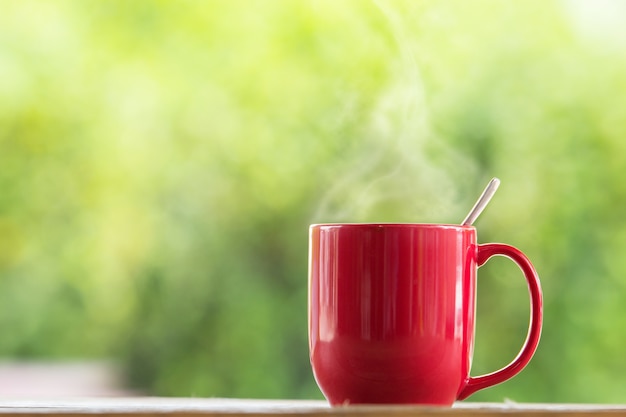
top-left (461, 178), bottom-right (500, 226)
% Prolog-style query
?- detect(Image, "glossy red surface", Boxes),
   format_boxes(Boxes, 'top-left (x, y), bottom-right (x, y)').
top-left (308, 224), bottom-right (542, 406)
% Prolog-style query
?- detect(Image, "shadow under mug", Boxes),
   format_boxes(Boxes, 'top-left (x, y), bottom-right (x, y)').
top-left (308, 223), bottom-right (543, 406)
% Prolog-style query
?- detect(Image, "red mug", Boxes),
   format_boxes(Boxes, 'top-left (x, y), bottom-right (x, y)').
top-left (308, 223), bottom-right (542, 406)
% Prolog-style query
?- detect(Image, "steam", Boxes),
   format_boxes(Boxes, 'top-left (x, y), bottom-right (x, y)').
top-left (311, 2), bottom-right (477, 224)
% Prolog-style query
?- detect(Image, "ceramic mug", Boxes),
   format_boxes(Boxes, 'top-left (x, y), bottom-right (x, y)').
top-left (308, 223), bottom-right (542, 406)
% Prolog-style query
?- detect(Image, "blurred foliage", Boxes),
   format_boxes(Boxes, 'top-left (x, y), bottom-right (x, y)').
top-left (2, 0), bottom-right (626, 403)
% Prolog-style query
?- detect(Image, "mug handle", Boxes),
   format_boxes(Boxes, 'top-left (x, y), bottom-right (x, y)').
top-left (457, 243), bottom-right (543, 400)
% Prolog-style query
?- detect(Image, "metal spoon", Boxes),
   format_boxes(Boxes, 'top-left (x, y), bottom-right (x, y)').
top-left (461, 177), bottom-right (500, 226)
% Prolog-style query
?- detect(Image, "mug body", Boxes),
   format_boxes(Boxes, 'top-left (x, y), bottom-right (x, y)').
top-left (308, 223), bottom-right (477, 406)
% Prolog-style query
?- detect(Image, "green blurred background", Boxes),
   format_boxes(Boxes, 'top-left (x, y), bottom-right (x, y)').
top-left (2, 0), bottom-right (626, 403)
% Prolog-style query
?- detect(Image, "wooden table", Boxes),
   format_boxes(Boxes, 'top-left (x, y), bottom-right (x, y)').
top-left (1, 398), bottom-right (626, 417)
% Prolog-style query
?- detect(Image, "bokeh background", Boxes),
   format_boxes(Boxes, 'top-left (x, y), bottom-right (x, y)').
top-left (2, 0), bottom-right (626, 403)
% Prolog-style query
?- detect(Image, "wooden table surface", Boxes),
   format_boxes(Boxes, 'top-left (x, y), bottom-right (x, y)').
top-left (1, 398), bottom-right (626, 417)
